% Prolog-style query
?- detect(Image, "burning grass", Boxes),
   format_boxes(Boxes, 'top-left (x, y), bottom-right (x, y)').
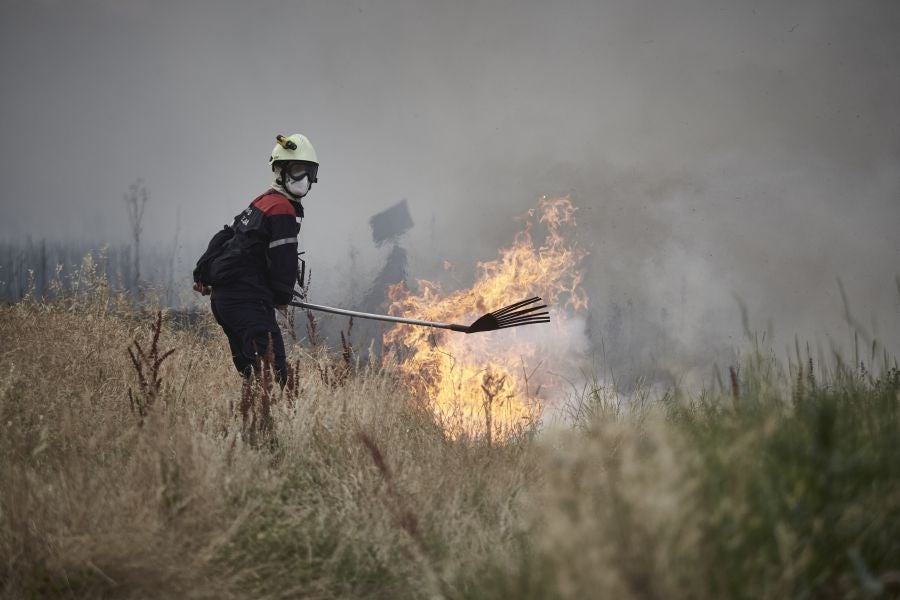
top-left (384, 196), bottom-right (588, 442)
top-left (1, 278), bottom-right (899, 598)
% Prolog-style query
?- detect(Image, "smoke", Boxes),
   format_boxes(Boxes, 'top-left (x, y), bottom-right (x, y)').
top-left (1, 0), bottom-right (898, 381)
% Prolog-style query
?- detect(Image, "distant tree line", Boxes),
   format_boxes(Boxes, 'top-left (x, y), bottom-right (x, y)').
top-left (0, 178), bottom-right (194, 307)
top-left (0, 239), bottom-right (188, 307)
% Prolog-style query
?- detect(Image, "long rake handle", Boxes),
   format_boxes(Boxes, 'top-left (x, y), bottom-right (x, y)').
top-left (289, 300), bottom-right (469, 332)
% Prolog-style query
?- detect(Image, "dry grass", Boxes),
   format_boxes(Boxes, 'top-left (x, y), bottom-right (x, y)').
top-left (1, 278), bottom-right (898, 598)
top-left (0, 287), bottom-right (535, 599)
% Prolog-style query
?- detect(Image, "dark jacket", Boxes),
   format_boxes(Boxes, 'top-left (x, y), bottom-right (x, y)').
top-left (196, 189), bottom-right (301, 305)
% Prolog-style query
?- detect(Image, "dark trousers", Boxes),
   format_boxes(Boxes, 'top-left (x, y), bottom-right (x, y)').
top-left (211, 297), bottom-right (287, 385)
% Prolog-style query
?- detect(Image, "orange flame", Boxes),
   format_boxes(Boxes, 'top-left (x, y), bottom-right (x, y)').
top-left (384, 196), bottom-right (588, 442)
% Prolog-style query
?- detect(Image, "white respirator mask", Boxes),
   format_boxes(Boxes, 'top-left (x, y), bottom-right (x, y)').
top-left (285, 173), bottom-right (310, 198)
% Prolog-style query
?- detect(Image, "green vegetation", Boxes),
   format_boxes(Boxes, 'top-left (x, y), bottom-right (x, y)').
top-left (1, 279), bottom-right (898, 598)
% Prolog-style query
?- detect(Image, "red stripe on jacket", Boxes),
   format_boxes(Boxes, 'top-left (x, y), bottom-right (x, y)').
top-left (253, 191), bottom-right (297, 216)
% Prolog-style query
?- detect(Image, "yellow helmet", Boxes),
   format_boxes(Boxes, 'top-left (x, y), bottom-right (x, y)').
top-left (269, 133), bottom-right (319, 181)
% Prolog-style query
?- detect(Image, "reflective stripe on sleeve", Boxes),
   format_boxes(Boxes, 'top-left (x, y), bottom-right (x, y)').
top-left (269, 237), bottom-right (298, 248)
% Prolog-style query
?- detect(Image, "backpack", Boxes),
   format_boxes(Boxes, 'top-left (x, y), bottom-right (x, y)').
top-left (192, 225), bottom-right (234, 286)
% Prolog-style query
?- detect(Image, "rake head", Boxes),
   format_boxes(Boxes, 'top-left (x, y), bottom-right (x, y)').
top-left (465, 296), bottom-right (550, 333)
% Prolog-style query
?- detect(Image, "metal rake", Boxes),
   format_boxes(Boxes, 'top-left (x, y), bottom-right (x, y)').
top-left (289, 295), bottom-right (550, 334)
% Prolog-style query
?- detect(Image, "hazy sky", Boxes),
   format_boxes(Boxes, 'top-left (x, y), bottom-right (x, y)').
top-left (2, 0), bottom-right (898, 362)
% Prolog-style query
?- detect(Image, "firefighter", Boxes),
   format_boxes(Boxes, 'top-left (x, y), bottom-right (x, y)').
top-left (193, 133), bottom-right (318, 385)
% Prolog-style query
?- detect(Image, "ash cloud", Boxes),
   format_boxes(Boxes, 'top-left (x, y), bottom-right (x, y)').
top-left (1, 0), bottom-right (898, 380)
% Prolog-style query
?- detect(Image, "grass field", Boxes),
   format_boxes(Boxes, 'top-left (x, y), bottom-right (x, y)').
top-left (1, 279), bottom-right (899, 599)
